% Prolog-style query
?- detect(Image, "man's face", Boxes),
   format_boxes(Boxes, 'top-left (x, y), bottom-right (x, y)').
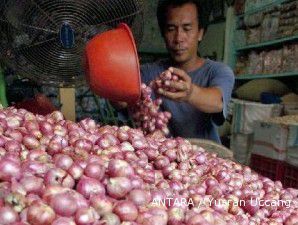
top-left (163, 3), bottom-right (204, 64)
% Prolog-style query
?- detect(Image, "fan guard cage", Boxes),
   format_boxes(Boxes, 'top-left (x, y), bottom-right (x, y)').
top-left (0, 0), bottom-right (144, 87)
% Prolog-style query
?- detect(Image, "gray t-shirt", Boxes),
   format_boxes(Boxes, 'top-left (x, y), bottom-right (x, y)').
top-left (141, 59), bottom-right (235, 143)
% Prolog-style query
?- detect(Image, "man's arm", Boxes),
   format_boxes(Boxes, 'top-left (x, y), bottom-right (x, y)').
top-left (187, 85), bottom-right (223, 113)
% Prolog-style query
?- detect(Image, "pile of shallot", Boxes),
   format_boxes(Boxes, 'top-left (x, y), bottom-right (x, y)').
top-left (0, 107), bottom-right (297, 225)
top-left (150, 70), bottom-right (182, 93)
top-left (129, 69), bottom-right (184, 136)
top-left (129, 84), bottom-right (171, 136)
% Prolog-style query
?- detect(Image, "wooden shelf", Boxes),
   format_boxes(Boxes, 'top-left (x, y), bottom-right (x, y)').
top-left (235, 71), bottom-right (298, 80)
top-left (237, 0), bottom-right (288, 17)
top-left (237, 35), bottom-right (298, 51)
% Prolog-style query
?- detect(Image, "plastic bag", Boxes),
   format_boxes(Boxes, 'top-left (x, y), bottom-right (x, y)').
top-left (247, 51), bottom-right (264, 74)
top-left (261, 14), bottom-right (280, 41)
top-left (263, 49), bottom-right (283, 74)
top-left (246, 28), bottom-right (261, 44)
top-left (282, 44), bottom-right (297, 72)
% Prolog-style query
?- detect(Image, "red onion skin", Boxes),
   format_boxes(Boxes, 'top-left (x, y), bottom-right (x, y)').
top-left (169, 181), bottom-right (184, 193)
top-left (27, 201), bottom-right (56, 225)
top-left (52, 217), bottom-right (76, 225)
top-left (28, 150), bottom-right (50, 162)
top-left (74, 139), bottom-right (93, 152)
top-left (120, 222), bottom-right (139, 225)
top-left (40, 121), bottom-right (54, 135)
top-left (20, 175), bottom-right (44, 195)
top-left (205, 177), bottom-right (218, 187)
top-left (23, 120), bottom-right (39, 131)
top-left (19, 207), bottom-right (28, 222)
top-left (100, 213), bottom-right (121, 225)
top-left (54, 154), bottom-right (74, 171)
top-left (135, 150), bottom-right (148, 161)
top-left (0, 206), bottom-right (19, 225)
top-left (0, 159), bottom-right (21, 181)
top-left (148, 208), bottom-right (168, 225)
top-left (139, 169), bottom-right (155, 184)
top-left (285, 214), bottom-right (298, 225)
top-left (168, 207), bottom-right (185, 225)
top-left (23, 135), bottom-right (40, 150)
top-left (151, 190), bottom-right (167, 203)
top-left (71, 190), bottom-right (90, 208)
top-left (68, 163), bottom-right (84, 180)
top-left (87, 155), bottom-right (105, 165)
top-left (90, 195), bottom-right (114, 216)
top-left (107, 177), bottom-right (132, 199)
top-left (76, 176), bottom-right (105, 199)
top-left (50, 111), bottom-right (64, 122)
top-left (208, 186), bottom-right (224, 200)
top-left (143, 148), bottom-right (159, 161)
top-left (0, 118), bottom-right (8, 131)
top-left (49, 192), bottom-right (77, 217)
top-left (128, 189), bottom-right (152, 206)
top-left (2, 152), bottom-right (21, 165)
top-left (164, 149), bottom-right (177, 162)
top-left (168, 169), bottom-right (183, 181)
top-left (132, 138), bottom-right (148, 150)
top-left (5, 129), bottom-right (23, 143)
top-left (10, 223), bottom-right (29, 225)
top-left (162, 163), bottom-right (176, 177)
top-left (136, 211), bottom-right (152, 225)
top-left (243, 199), bottom-right (260, 216)
top-left (107, 159), bottom-right (135, 177)
top-left (130, 176), bottom-right (145, 189)
top-left (45, 168), bottom-right (75, 188)
top-left (113, 200), bottom-right (138, 221)
top-left (75, 207), bottom-right (97, 225)
top-left (117, 130), bottom-right (129, 142)
top-left (42, 186), bottom-right (67, 203)
top-left (4, 140), bottom-right (21, 153)
top-left (22, 160), bottom-right (51, 177)
top-left (156, 180), bottom-right (170, 189)
top-left (84, 162), bottom-right (105, 180)
top-left (154, 156), bottom-right (170, 170)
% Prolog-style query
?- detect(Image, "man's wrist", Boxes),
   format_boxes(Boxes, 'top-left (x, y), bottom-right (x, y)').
top-left (186, 83), bottom-right (199, 104)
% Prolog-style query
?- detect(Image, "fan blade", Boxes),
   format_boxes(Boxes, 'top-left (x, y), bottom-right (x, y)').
top-left (1, 0), bottom-right (59, 49)
top-left (1, 0), bottom-right (144, 87)
top-left (29, 0), bottom-right (60, 28)
top-left (13, 38), bottom-right (84, 87)
top-left (0, 19), bottom-right (57, 34)
top-left (72, 0), bottom-right (144, 44)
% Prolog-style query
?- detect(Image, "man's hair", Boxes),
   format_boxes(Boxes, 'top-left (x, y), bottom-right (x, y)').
top-left (156, 0), bottom-right (212, 35)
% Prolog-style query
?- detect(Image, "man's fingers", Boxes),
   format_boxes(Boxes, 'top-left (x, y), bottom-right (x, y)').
top-left (158, 88), bottom-right (186, 100)
top-left (169, 67), bottom-right (190, 81)
top-left (168, 81), bottom-right (188, 91)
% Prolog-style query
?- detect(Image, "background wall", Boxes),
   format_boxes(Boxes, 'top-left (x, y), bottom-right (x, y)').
top-left (139, 1), bottom-right (166, 53)
top-left (139, 0), bottom-right (227, 62)
top-left (199, 22), bottom-right (226, 60)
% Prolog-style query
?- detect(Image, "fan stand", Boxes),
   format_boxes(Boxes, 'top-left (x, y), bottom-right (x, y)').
top-left (59, 87), bottom-right (76, 121)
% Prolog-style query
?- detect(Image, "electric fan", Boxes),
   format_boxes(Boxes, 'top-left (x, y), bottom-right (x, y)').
top-left (0, 0), bottom-right (144, 120)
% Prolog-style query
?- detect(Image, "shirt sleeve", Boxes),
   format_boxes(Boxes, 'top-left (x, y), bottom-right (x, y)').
top-left (209, 63), bottom-right (235, 126)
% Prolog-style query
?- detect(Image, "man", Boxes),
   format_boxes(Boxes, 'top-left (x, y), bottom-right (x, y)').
top-left (141, 0), bottom-right (235, 143)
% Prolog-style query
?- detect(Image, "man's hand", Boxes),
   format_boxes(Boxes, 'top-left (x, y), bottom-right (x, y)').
top-left (157, 67), bottom-right (194, 102)
top-left (155, 67), bottom-right (223, 113)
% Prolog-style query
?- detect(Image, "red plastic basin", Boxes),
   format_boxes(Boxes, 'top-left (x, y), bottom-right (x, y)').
top-left (85, 23), bottom-right (141, 104)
